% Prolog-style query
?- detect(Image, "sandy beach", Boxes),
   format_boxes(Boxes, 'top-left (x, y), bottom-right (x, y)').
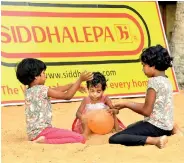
top-left (2, 91), bottom-right (184, 163)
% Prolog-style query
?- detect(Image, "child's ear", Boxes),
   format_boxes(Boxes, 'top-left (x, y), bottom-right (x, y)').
top-left (151, 66), bottom-right (155, 71)
top-left (34, 76), bottom-right (39, 80)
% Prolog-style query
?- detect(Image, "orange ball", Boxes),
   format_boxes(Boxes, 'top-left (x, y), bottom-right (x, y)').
top-left (87, 109), bottom-right (114, 135)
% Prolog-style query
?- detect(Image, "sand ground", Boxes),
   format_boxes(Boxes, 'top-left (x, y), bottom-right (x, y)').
top-left (2, 91), bottom-right (184, 163)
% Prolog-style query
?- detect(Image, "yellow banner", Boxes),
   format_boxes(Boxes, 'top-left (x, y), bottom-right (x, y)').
top-left (1, 1), bottom-right (179, 105)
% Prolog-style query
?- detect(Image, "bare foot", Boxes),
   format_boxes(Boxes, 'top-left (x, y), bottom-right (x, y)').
top-left (155, 135), bottom-right (168, 149)
top-left (172, 124), bottom-right (183, 136)
top-left (111, 128), bottom-right (123, 133)
top-left (33, 136), bottom-right (45, 143)
top-left (111, 129), bottom-right (116, 133)
top-left (173, 130), bottom-right (184, 136)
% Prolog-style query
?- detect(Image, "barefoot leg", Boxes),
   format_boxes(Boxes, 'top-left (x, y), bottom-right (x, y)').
top-left (172, 123), bottom-right (183, 136)
top-left (82, 126), bottom-right (91, 140)
top-left (81, 117), bottom-right (91, 140)
top-left (33, 136), bottom-right (45, 143)
top-left (146, 135), bottom-right (168, 149)
top-left (155, 135), bottom-right (168, 149)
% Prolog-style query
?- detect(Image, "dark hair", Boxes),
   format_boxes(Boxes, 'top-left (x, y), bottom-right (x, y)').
top-left (87, 72), bottom-right (107, 91)
top-left (16, 58), bottom-right (47, 85)
top-left (140, 44), bottom-right (173, 71)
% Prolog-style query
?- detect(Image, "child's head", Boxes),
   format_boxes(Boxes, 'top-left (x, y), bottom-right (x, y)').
top-left (140, 44), bottom-right (173, 77)
top-left (16, 58), bottom-right (47, 86)
top-left (86, 72), bottom-right (107, 101)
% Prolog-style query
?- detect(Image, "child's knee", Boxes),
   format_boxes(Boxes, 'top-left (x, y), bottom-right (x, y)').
top-left (109, 135), bottom-right (118, 144)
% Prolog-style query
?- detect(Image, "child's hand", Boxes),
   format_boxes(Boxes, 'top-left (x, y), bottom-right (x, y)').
top-left (79, 71), bottom-right (93, 82)
top-left (106, 108), bottom-right (113, 115)
top-left (78, 85), bottom-right (87, 93)
top-left (106, 109), bottom-right (118, 115)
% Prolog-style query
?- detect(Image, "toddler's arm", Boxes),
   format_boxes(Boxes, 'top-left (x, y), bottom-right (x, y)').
top-left (105, 96), bottom-right (119, 114)
top-left (76, 98), bottom-right (87, 120)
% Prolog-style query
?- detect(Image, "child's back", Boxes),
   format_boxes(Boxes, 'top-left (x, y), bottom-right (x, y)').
top-left (25, 85), bottom-right (52, 140)
top-left (145, 76), bottom-right (173, 130)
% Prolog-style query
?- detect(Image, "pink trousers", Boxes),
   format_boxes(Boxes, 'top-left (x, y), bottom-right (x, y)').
top-left (32, 127), bottom-right (85, 144)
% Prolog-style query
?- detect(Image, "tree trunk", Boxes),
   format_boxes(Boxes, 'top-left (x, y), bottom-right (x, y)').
top-left (170, 2), bottom-right (184, 89)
